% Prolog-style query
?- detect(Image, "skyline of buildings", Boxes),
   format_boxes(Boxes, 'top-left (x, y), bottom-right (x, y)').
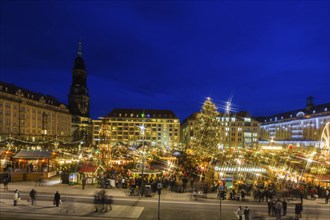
top-left (1, 44), bottom-right (329, 150)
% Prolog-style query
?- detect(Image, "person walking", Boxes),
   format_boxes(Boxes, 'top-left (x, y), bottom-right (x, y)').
top-left (237, 206), bottom-right (243, 220)
top-left (275, 199), bottom-right (283, 220)
top-left (299, 190), bottom-right (304, 204)
top-left (82, 177), bottom-right (87, 190)
top-left (282, 198), bottom-right (288, 216)
top-left (13, 189), bottom-right (20, 206)
top-left (3, 177), bottom-right (9, 191)
top-left (29, 188), bottom-right (37, 205)
top-left (267, 199), bottom-right (272, 216)
top-left (294, 203), bottom-right (302, 220)
top-left (244, 206), bottom-right (250, 220)
top-left (54, 191), bottom-right (61, 207)
top-left (325, 188), bottom-right (329, 204)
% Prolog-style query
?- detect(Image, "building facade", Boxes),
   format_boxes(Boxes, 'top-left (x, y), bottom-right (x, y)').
top-left (219, 111), bottom-right (260, 148)
top-left (181, 111), bottom-right (260, 148)
top-left (92, 119), bottom-right (102, 146)
top-left (100, 109), bottom-right (180, 148)
top-left (0, 81), bottom-right (72, 143)
top-left (68, 42), bottom-right (93, 145)
top-left (257, 97), bottom-right (330, 148)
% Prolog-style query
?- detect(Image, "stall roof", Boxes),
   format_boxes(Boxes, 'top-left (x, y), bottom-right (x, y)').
top-left (78, 164), bottom-right (99, 173)
top-left (13, 150), bottom-right (53, 159)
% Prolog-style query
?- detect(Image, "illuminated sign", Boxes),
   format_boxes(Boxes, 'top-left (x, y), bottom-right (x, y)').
top-left (214, 166), bottom-right (267, 173)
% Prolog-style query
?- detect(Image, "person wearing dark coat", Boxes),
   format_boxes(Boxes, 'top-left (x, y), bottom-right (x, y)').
top-left (244, 206), bottom-right (250, 220)
top-left (29, 188), bottom-right (37, 205)
top-left (54, 191), bottom-right (61, 207)
top-left (267, 199), bottom-right (272, 216)
top-left (294, 203), bottom-right (303, 220)
top-left (282, 199), bottom-right (288, 216)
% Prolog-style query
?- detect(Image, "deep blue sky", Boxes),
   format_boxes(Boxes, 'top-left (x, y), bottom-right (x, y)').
top-left (1, 1), bottom-right (329, 121)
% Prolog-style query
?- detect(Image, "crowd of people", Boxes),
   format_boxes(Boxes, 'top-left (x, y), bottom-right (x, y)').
top-left (6, 166), bottom-right (329, 220)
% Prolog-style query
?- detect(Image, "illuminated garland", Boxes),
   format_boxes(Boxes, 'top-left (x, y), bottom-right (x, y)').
top-left (0, 136), bottom-right (84, 146)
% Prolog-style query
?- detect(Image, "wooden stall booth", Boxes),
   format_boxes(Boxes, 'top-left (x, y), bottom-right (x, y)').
top-left (12, 149), bottom-right (57, 181)
top-left (78, 164), bottom-right (104, 184)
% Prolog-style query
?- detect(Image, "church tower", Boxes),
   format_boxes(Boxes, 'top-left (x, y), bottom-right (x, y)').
top-left (68, 42), bottom-right (90, 117)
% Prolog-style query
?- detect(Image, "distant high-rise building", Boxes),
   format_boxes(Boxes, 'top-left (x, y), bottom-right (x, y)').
top-left (257, 97), bottom-right (330, 148)
top-left (99, 109), bottom-right (180, 148)
top-left (68, 42), bottom-right (92, 145)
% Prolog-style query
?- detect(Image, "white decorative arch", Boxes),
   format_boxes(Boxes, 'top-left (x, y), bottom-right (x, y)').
top-left (320, 122), bottom-right (330, 151)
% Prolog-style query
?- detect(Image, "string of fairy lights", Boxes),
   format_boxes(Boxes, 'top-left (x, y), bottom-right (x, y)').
top-left (0, 135), bottom-right (85, 146)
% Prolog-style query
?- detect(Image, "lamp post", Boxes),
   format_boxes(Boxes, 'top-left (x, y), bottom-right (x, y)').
top-left (138, 124), bottom-right (146, 196)
top-left (225, 100), bottom-right (231, 148)
top-left (219, 172), bottom-right (224, 220)
top-left (157, 183), bottom-right (163, 220)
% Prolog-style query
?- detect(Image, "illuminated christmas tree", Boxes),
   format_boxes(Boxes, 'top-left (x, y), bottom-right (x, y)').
top-left (190, 97), bottom-right (221, 186)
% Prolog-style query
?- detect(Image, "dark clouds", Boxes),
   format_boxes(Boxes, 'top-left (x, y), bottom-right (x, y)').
top-left (1, 0), bottom-right (329, 121)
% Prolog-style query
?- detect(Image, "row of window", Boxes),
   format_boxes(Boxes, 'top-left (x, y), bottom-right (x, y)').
top-left (109, 118), bottom-right (179, 123)
top-left (108, 122), bottom-right (178, 127)
top-left (110, 135), bottom-right (178, 141)
top-left (264, 108), bottom-right (329, 123)
top-left (223, 137), bottom-right (258, 142)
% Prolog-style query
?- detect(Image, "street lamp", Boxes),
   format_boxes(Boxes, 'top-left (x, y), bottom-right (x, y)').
top-left (219, 172), bottom-right (223, 220)
top-left (137, 124), bottom-right (146, 196)
top-left (157, 183), bottom-right (163, 220)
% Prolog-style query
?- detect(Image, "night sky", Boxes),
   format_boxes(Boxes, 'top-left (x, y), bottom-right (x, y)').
top-left (1, 1), bottom-right (329, 121)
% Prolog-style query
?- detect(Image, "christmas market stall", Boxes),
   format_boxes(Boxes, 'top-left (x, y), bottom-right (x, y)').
top-left (78, 163), bottom-right (104, 185)
top-left (12, 149), bottom-right (57, 181)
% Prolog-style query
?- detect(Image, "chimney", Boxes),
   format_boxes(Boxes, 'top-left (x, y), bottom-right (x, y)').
top-left (306, 96), bottom-right (314, 112)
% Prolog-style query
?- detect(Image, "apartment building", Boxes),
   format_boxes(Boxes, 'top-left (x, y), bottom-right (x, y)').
top-left (0, 81), bottom-right (72, 143)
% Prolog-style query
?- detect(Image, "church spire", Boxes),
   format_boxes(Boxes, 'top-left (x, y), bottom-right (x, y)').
top-left (77, 41), bottom-right (83, 57)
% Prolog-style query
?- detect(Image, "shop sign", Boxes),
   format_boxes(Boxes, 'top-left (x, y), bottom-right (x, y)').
top-left (214, 166), bottom-right (267, 173)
